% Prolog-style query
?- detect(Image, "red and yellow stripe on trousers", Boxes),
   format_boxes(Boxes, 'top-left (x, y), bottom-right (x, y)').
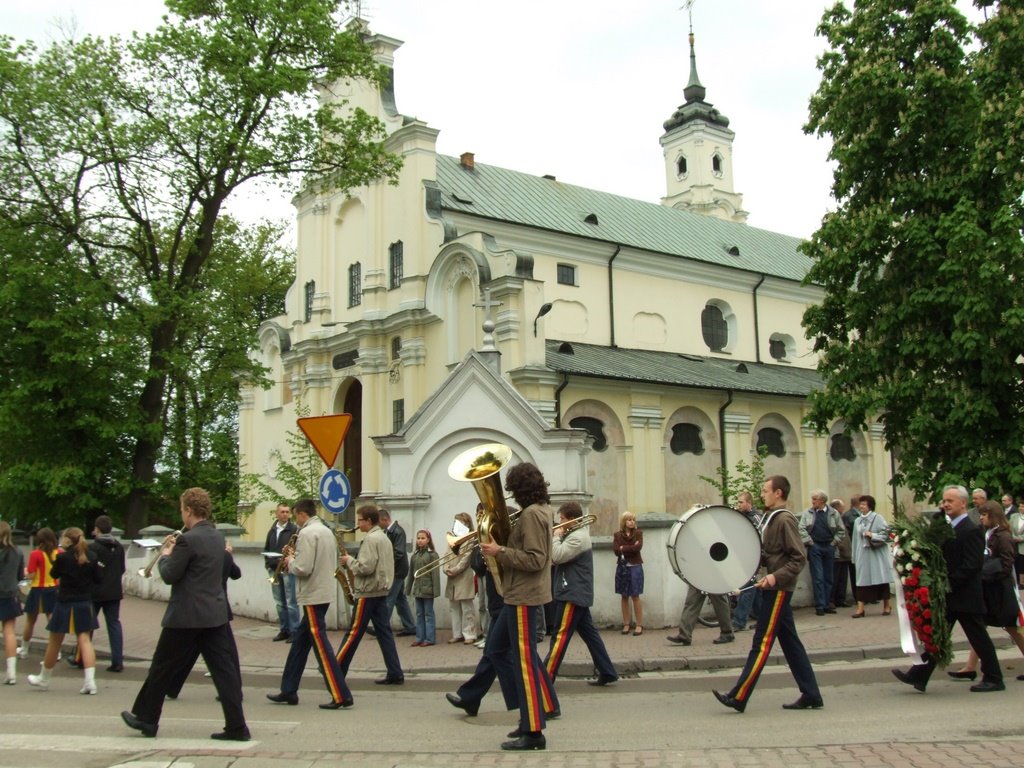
top-left (545, 603), bottom-right (576, 679)
top-left (306, 605), bottom-right (344, 703)
top-left (734, 590), bottom-right (787, 702)
top-left (335, 598), bottom-right (366, 666)
top-left (513, 604), bottom-right (553, 730)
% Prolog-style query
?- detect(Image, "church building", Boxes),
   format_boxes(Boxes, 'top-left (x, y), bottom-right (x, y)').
top-left (238, 23), bottom-right (910, 624)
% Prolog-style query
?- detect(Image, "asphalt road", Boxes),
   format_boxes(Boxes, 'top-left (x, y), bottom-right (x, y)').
top-left (3, 656), bottom-right (1022, 768)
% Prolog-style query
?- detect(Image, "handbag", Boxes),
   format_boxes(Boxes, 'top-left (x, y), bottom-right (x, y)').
top-left (982, 554), bottom-right (1005, 581)
top-left (983, 571), bottom-right (1019, 627)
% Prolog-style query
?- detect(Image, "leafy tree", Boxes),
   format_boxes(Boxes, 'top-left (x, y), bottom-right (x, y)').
top-left (801, 0), bottom-right (1024, 499)
top-left (700, 447), bottom-right (769, 508)
top-left (0, 1), bottom-right (401, 533)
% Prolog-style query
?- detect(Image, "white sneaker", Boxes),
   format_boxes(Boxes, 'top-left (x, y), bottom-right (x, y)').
top-left (16, 646), bottom-right (28, 660)
top-left (26, 674), bottom-right (48, 690)
top-left (80, 680), bottom-right (97, 695)
top-left (3, 676), bottom-right (15, 686)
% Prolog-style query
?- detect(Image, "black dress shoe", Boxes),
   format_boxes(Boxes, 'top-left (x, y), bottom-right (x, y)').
top-left (106, 664), bottom-right (124, 673)
top-left (947, 669), bottom-right (977, 681)
top-left (445, 692), bottom-right (479, 716)
top-left (266, 691), bottom-right (299, 705)
top-left (546, 708), bottom-right (560, 719)
top-left (666, 635), bottom-right (691, 646)
top-left (782, 694), bottom-right (824, 710)
top-left (823, 607), bottom-right (836, 614)
top-left (712, 689), bottom-right (746, 713)
top-left (319, 699), bottom-right (354, 709)
top-left (891, 668), bottom-right (927, 693)
top-left (970, 680), bottom-right (1006, 692)
top-left (815, 608), bottom-right (825, 616)
top-left (272, 630), bottom-right (289, 642)
top-left (211, 728), bottom-right (251, 741)
top-left (587, 675), bottom-right (618, 686)
top-left (501, 732), bottom-right (546, 751)
top-left (374, 676), bottom-right (404, 685)
top-left (712, 634), bottom-right (734, 644)
top-left (121, 710), bottom-right (158, 737)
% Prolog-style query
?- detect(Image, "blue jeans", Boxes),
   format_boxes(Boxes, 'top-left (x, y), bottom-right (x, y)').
top-left (269, 571), bottom-right (299, 635)
top-left (415, 597), bottom-right (436, 644)
top-left (732, 581), bottom-right (762, 629)
top-left (94, 599), bottom-right (124, 666)
top-left (385, 577), bottom-right (416, 634)
top-left (807, 544), bottom-right (835, 611)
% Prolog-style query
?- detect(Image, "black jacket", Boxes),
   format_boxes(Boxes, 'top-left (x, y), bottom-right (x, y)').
top-left (264, 520), bottom-right (299, 570)
top-left (385, 521), bottom-right (410, 580)
top-left (89, 535), bottom-right (126, 602)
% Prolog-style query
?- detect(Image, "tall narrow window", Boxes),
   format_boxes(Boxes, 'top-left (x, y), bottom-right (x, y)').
top-left (388, 241), bottom-right (403, 290)
top-left (701, 304), bottom-right (728, 352)
top-left (348, 262), bottom-right (362, 307)
top-left (392, 399), bottom-right (405, 432)
top-left (712, 152), bottom-right (724, 176)
top-left (391, 336), bottom-right (401, 360)
top-left (303, 280), bottom-right (315, 322)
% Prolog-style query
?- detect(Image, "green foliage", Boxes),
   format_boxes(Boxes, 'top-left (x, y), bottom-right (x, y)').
top-left (0, 1), bottom-right (401, 533)
top-left (241, 401), bottom-right (324, 509)
top-left (802, 1), bottom-right (1024, 499)
top-left (700, 447), bottom-right (769, 508)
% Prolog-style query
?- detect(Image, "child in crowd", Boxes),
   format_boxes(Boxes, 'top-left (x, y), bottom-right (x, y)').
top-left (407, 530), bottom-right (440, 646)
top-left (19, 527), bottom-right (60, 659)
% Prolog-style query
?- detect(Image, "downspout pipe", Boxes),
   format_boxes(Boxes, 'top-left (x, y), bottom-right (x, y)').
top-left (718, 389), bottom-right (734, 505)
top-left (554, 373), bottom-right (570, 428)
top-left (608, 245), bottom-right (621, 348)
top-left (752, 273), bottom-right (766, 364)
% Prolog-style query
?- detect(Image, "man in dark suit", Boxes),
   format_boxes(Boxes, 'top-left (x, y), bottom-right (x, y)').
top-left (121, 488), bottom-right (250, 740)
top-left (893, 484), bottom-right (1004, 693)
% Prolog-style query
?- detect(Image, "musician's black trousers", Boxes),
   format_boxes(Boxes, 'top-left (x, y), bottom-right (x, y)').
top-left (132, 624), bottom-right (246, 732)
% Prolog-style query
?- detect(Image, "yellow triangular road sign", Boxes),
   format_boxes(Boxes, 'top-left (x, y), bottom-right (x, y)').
top-left (297, 414), bottom-right (352, 468)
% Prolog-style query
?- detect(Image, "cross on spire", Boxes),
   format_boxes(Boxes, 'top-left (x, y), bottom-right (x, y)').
top-left (473, 288), bottom-right (503, 353)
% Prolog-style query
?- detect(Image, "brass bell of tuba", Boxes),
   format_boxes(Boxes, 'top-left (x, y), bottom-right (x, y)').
top-left (447, 443), bottom-right (513, 595)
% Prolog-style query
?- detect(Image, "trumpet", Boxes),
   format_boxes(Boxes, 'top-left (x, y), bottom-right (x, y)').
top-left (137, 529), bottom-right (183, 578)
top-left (268, 534), bottom-right (298, 585)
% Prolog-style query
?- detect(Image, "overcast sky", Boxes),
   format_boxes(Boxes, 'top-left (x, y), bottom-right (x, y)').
top-left (0, 1), bottom-right (978, 240)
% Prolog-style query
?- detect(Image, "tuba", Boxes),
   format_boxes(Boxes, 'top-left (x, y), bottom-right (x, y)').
top-left (448, 443), bottom-right (513, 595)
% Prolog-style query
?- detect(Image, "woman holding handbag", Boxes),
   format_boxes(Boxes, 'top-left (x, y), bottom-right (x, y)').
top-left (948, 500), bottom-right (1024, 680)
top-left (851, 494), bottom-right (891, 618)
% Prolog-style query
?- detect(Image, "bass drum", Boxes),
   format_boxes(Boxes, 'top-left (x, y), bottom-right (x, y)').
top-left (666, 504), bottom-right (761, 594)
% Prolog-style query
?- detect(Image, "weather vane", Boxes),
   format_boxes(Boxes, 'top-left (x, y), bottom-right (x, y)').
top-left (683, 0), bottom-right (696, 33)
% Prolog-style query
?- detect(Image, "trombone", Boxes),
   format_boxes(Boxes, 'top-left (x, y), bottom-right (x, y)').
top-left (553, 514), bottom-right (597, 536)
top-left (137, 529), bottom-right (183, 578)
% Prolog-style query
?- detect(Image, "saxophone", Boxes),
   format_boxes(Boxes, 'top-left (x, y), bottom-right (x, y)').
top-left (268, 534), bottom-right (298, 585)
top-left (334, 526), bottom-right (357, 605)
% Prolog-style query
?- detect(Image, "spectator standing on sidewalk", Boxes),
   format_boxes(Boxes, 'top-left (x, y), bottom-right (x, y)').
top-left (264, 503), bottom-right (299, 642)
top-left (798, 491), bottom-right (845, 615)
top-left (87, 515), bottom-right (126, 672)
top-left (612, 511), bottom-right (644, 636)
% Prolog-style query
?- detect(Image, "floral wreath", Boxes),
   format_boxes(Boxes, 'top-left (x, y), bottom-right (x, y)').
top-left (888, 511), bottom-right (954, 667)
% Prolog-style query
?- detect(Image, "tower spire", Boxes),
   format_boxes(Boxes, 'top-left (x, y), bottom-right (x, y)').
top-left (683, 2), bottom-right (705, 103)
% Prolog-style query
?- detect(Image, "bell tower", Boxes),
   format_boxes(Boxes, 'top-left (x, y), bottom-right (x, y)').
top-left (660, 6), bottom-right (747, 223)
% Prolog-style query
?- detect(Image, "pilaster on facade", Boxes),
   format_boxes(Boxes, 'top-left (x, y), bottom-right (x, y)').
top-left (494, 308), bottom-right (520, 345)
top-left (869, 422), bottom-right (885, 442)
top-left (357, 345), bottom-right (389, 375)
top-left (301, 362), bottom-right (333, 391)
top-left (528, 399), bottom-right (558, 427)
top-left (238, 386), bottom-right (255, 411)
top-left (399, 336), bottom-right (427, 367)
top-left (629, 406), bottom-right (663, 430)
top-left (723, 412), bottom-right (752, 434)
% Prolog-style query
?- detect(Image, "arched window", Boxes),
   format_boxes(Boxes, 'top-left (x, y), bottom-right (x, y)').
top-left (670, 423), bottom-right (704, 455)
top-left (570, 416), bottom-right (608, 452)
top-left (712, 152), bottom-right (724, 176)
top-left (701, 304), bottom-right (728, 352)
top-left (830, 434), bottom-right (856, 462)
top-left (303, 280), bottom-right (315, 322)
top-left (677, 155), bottom-right (688, 177)
top-left (757, 427), bottom-right (786, 457)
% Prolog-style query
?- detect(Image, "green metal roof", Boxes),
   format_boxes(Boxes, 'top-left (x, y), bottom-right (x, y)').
top-left (434, 155), bottom-right (811, 282)
top-left (546, 340), bottom-right (822, 397)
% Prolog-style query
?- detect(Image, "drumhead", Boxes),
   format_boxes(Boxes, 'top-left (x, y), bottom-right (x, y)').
top-left (666, 504), bottom-right (760, 594)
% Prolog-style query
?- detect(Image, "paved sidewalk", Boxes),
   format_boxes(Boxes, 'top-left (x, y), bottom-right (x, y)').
top-left (20, 594), bottom-right (1010, 681)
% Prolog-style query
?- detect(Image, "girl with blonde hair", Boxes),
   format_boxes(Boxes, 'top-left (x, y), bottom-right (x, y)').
top-left (613, 511), bottom-right (644, 636)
